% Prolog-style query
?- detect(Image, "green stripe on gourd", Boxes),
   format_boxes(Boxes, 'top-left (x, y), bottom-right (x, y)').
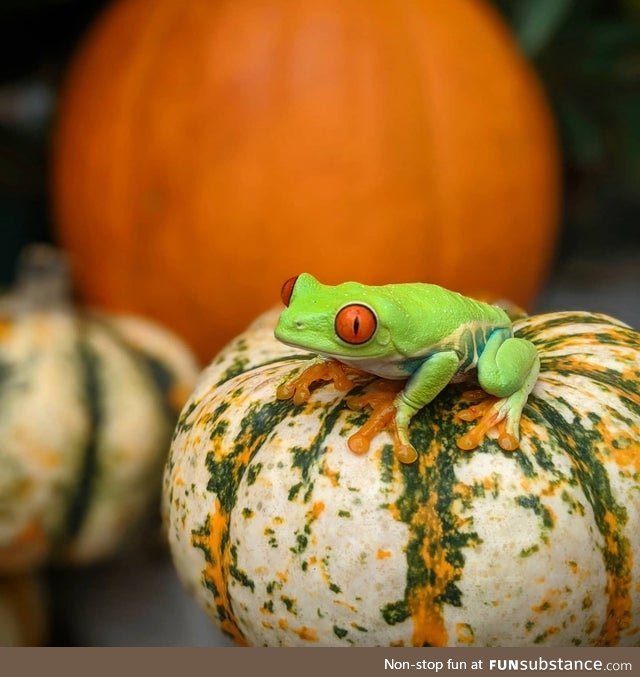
top-left (61, 318), bottom-right (175, 563)
top-left (61, 328), bottom-right (102, 543)
top-left (165, 308), bottom-right (640, 647)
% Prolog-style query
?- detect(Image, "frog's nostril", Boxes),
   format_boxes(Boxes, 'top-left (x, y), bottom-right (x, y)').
top-left (295, 321), bottom-right (304, 329)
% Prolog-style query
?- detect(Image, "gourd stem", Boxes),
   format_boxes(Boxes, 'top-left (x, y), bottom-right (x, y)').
top-left (10, 244), bottom-right (73, 311)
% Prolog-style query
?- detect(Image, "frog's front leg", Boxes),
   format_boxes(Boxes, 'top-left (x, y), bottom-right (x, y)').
top-left (393, 351), bottom-right (461, 463)
top-left (276, 357), bottom-right (365, 405)
top-left (457, 330), bottom-right (539, 451)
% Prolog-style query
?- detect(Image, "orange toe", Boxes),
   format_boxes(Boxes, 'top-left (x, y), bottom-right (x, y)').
top-left (455, 392), bottom-right (520, 452)
top-left (276, 360), bottom-right (359, 404)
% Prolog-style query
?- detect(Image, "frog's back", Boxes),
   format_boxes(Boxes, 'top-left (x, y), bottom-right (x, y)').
top-left (378, 282), bottom-right (511, 358)
top-left (382, 282), bottom-right (510, 325)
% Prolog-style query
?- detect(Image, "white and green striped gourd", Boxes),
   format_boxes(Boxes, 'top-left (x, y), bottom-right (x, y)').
top-left (0, 245), bottom-right (199, 571)
top-left (165, 308), bottom-right (640, 647)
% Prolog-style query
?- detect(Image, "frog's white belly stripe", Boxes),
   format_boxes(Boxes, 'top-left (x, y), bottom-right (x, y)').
top-left (337, 356), bottom-right (411, 380)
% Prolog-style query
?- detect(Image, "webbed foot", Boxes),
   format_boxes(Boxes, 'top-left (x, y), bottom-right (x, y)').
top-left (346, 381), bottom-right (417, 464)
top-left (455, 389), bottom-right (523, 452)
top-left (276, 358), bottom-right (366, 405)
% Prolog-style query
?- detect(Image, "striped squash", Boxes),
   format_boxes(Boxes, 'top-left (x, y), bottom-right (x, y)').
top-left (0, 575), bottom-right (47, 646)
top-left (164, 308), bottom-right (640, 647)
top-left (0, 246), bottom-right (199, 572)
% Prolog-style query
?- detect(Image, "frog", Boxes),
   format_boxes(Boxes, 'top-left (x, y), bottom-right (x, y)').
top-left (274, 273), bottom-right (539, 464)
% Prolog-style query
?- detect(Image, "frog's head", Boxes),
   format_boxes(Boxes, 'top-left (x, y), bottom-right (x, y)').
top-left (274, 273), bottom-right (400, 360)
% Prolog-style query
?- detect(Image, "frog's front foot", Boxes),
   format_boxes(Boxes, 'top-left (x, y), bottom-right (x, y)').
top-left (346, 381), bottom-right (417, 464)
top-left (455, 389), bottom-right (525, 452)
top-left (276, 358), bottom-right (365, 405)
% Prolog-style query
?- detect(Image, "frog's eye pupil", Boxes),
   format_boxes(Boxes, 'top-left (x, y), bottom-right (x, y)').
top-left (335, 304), bottom-right (377, 345)
top-left (281, 276), bottom-right (299, 306)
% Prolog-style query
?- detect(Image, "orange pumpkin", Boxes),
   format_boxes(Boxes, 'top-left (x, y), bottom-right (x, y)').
top-left (52, 0), bottom-right (560, 361)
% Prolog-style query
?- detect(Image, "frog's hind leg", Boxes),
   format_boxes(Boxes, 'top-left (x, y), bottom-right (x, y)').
top-left (457, 330), bottom-right (539, 451)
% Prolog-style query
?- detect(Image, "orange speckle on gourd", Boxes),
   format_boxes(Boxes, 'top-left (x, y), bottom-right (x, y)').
top-left (453, 482), bottom-right (474, 501)
top-left (482, 477), bottom-right (496, 491)
top-left (306, 502), bottom-right (325, 522)
top-left (275, 618), bottom-right (319, 642)
top-left (321, 460), bottom-right (340, 487)
top-left (387, 503), bottom-right (401, 522)
top-left (334, 600), bottom-right (358, 613)
top-left (276, 571), bottom-right (288, 583)
top-left (293, 626), bottom-right (318, 642)
top-left (29, 446), bottom-right (61, 469)
top-left (376, 549), bottom-right (392, 560)
top-left (609, 435), bottom-right (640, 473)
top-left (532, 588), bottom-right (562, 615)
top-left (455, 623), bottom-right (475, 645)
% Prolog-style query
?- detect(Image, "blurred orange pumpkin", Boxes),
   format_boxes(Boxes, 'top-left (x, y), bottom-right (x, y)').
top-left (52, 0), bottom-right (560, 361)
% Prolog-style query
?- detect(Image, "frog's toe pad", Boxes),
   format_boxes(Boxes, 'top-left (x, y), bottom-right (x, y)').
top-left (346, 381), bottom-right (417, 464)
top-left (455, 394), bottom-right (520, 452)
top-left (276, 360), bottom-right (357, 404)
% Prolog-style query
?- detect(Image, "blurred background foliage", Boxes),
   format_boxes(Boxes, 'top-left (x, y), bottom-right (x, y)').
top-left (0, 0), bottom-right (638, 285)
top-left (496, 0), bottom-right (640, 256)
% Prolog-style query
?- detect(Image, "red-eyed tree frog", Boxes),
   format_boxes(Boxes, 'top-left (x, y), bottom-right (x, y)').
top-left (274, 273), bottom-right (539, 464)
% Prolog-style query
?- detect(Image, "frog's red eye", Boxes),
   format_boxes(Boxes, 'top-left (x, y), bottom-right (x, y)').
top-left (335, 304), bottom-right (377, 345)
top-left (281, 276), bottom-right (299, 306)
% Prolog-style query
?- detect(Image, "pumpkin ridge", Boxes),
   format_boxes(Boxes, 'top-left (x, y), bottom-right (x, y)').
top-left (530, 395), bottom-right (633, 646)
